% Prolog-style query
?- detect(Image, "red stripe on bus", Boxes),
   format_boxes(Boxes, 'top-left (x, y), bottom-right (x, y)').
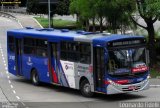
top-left (51, 67), bottom-right (58, 83)
top-left (48, 61), bottom-right (58, 83)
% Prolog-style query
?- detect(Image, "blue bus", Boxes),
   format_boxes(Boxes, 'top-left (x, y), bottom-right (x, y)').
top-left (7, 28), bottom-right (150, 97)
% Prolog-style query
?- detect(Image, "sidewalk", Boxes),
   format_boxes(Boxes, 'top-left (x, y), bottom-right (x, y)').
top-left (150, 78), bottom-right (160, 86)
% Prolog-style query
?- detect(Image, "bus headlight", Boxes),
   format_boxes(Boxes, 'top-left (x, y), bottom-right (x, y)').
top-left (147, 74), bottom-right (151, 79)
top-left (107, 79), bottom-right (120, 86)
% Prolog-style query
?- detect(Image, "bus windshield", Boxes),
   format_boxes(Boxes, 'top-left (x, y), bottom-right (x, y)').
top-left (108, 47), bottom-right (148, 76)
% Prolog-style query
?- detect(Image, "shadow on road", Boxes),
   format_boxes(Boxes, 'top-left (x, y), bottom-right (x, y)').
top-left (13, 78), bottom-right (146, 102)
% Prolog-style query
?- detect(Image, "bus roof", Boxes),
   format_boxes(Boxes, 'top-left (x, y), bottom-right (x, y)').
top-left (7, 28), bottom-right (144, 46)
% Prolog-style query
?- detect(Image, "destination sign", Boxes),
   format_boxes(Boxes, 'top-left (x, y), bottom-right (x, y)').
top-left (107, 38), bottom-right (146, 48)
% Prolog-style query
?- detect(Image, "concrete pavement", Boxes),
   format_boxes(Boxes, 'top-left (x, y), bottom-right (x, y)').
top-left (0, 88), bottom-right (7, 102)
top-left (7, 13), bottom-right (43, 28)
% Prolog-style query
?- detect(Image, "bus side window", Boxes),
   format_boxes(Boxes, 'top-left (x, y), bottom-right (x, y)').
top-left (60, 42), bottom-right (68, 60)
top-left (60, 42), bottom-right (79, 62)
top-left (23, 38), bottom-right (48, 57)
top-left (67, 42), bottom-right (79, 62)
top-left (23, 38), bottom-right (36, 55)
top-left (80, 43), bottom-right (91, 64)
top-left (60, 42), bottom-right (91, 64)
top-left (36, 39), bottom-right (48, 57)
top-left (8, 36), bottom-right (15, 53)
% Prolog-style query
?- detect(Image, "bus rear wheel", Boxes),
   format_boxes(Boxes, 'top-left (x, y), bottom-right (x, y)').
top-left (31, 69), bottom-right (39, 86)
top-left (80, 79), bottom-right (93, 97)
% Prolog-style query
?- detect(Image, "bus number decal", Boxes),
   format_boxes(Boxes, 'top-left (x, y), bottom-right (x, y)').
top-left (27, 57), bottom-right (33, 66)
top-left (9, 55), bottom-right (15, 60)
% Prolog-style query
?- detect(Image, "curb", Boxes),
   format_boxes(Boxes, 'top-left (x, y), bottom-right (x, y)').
top-left (32, 17), bottom-right (43, 28)
top-left (150, 85), bottom-right (160, 88)
top-left (17, 20), bottom-right (23, 28)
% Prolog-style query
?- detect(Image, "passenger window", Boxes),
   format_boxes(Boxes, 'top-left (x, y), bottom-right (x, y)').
top-left (36, 39), bottom-right (48, 57)
top-left (23, 37), bottom-right (36, 55)
top-left (60, 42), bottom-right (79, 61)
top-left (80, 43), bottom-right (91, 64)
top-left (23, 37), bottom-right (48, 57)
top-left (60, 42), bottom-right (91, 64)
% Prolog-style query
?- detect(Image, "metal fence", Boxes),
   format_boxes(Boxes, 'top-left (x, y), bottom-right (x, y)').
top-left (0, 11), bottom-right (18, 21)
top-left (0, 6), bottom-right (26, 13)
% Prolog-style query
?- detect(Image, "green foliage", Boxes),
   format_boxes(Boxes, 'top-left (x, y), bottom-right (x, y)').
top-left (144, 0), bottom-right (160, 18)
top-left (34, 17), bottom-right (76, 28)
top-left (56, 0), bottom-right (70, 15)
top-left (69, 0), bottom-right (136, 32)
top-left (150, 68), bottom-right (160, 78)
top-left (27, 0), bottom-right (70, 15)
top-left (104, 0), bottom-right (136, 32)
top-left (133, 0), bottom-right (160, 65)
top-left (70, 0), bottom-right (95, 19)
top-left (27, 0), bottom-right (47, 14)
top-left (19, 0), bottom-right (27, 7)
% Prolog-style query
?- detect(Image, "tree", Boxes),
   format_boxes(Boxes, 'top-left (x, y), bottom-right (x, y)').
top-left (130, 0), bottom-right (160, 65)
top-left (19, 0), bottom-right (27, 7)
top-left (56, 0), bottom-right (70, 16)
top-left (27, 0), bottom-right (70, 15)
top-left (104, 0), bottom-right (136, 33)
top-left (26, 0), bottom-right (47, 14)
top-left (70, 0), bottom-right (135, 32)
top-left (70, 0), bottom-right (97, 31)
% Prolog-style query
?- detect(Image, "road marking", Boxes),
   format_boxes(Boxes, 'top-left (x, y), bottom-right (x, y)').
top-left (0, 19), bottom-right (28, 108)
top-left (7, 75), bottom-right (10, 79)
top-left (150, 85), bottom-right (160, 87)
top-left (21, 102), bottom-right (26, 106)
top-left (5, 67), bottom-right (8, 71)
top-left (13, 90), bottom-right (16, 94)
top-left (32, 17), bottom-right (43, 28)
top-left (16, 96), bottom-right (20, 100)
top-left (8, 80), bottom-right (11, 84)
top-left (10, 85), bottom-right (13, 88)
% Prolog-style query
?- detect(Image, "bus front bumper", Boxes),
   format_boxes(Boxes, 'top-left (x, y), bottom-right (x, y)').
top-left (106, 78), bottom-right (149, 95)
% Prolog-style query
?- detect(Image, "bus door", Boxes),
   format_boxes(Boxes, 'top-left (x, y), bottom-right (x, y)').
top-left (15, 38), bottom-right (23, 76)
top-left (48, 42), bottom-right (59, 84)
top-left (93, 47), bottom-right (105, 91)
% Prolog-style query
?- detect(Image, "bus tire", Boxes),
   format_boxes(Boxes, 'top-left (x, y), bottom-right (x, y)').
top-left (31, 69), bottom-right (40, 86)
top-left (80, 79), bottom-right (93, 97)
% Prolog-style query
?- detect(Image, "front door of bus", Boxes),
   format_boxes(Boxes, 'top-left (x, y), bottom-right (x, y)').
top-left (93, 47), bottom-right (105, 91)
top-left (48, 42), bottom-right (59, 84)
top-left (15, 38), bottom-right (23, 76)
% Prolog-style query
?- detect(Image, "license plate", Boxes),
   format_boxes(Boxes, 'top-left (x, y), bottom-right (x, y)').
top-left (128, 86), bottom-right (137, 90)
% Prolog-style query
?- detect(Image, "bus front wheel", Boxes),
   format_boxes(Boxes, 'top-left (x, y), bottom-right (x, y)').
top-left (80, 79), bottom-right (93, 97)
top-left (31, 69), bottom-right (39, 86)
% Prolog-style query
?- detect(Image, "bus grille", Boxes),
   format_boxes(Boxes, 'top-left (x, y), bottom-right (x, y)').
top-left (122, 86), bottom-right (141, 91)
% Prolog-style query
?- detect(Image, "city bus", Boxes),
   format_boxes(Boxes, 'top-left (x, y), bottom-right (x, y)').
top-left (7, 28), bottom-right (150, 97)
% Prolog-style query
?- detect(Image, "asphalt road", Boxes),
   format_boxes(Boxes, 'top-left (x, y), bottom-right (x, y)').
top-left (1, 17), bottom-right (160, 108)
